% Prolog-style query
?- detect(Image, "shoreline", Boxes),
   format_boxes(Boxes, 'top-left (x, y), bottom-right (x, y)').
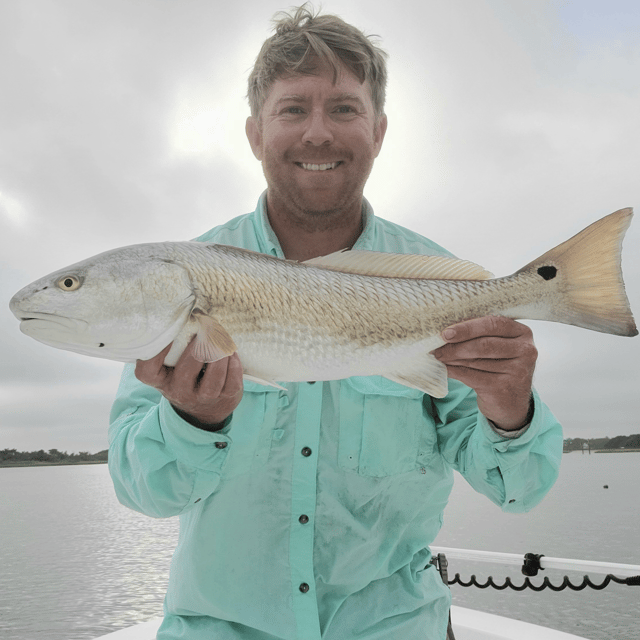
top-left (564, 448), bottom-right (640, 454)
top-left (0, 460), bottom-right (107, 469)
top-left (5, 451), bottom-right (639, 466)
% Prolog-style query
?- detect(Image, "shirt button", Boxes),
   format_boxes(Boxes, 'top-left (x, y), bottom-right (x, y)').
top-left (508, 499), bottom-right (516, 504)
top-left (299, 583), bottom-right (310, 593)
top-left (215, 442), bottom-right (228, 449)
top-left (301, 447), bottom-right (312, 457)
top-left (299, 514), bottom-right (309, 524)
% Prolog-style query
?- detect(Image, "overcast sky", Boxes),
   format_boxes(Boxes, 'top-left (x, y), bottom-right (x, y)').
top-left (1, 0), bottom-right (639, 453)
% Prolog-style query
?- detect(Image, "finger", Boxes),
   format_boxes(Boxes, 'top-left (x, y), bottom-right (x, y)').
top-left (197, 356), bottom-right (231, 400)
top-left (438, 357), bottom-right (518, 374)
top-left (165, 339), bottom-right (224, 407)
top-left (434, 336), bottom-right (531, 362)
top-left (219, 352), bottom-right (244, 398)
top-left (174, 337), bottom-right (212, 381)
top-left (444, 364), bottom-right (507, 386)
top-left (134, 343), bottom-right (174, 387)
top-left (441, 316), bottom-right (530, 343)
top-left (199, 352), bottom-right (244, 400)
top-left (447, 361), bottom-right (534, 399)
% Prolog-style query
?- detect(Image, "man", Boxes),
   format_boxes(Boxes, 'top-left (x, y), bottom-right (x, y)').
top-left (109, 6), bottom-right (562, 639)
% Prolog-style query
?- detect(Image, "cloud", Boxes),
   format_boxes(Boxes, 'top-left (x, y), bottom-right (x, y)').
top-left (1, 0), bottom-right (639, 452)
top-left (0, 190), bottom-right (28, 229)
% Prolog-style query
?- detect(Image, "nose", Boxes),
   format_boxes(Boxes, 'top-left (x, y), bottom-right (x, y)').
top-left (301, 109), bottom-right (334, 146)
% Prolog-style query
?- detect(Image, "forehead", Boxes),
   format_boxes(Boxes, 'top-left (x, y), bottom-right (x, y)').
top-left (264, 63), bottom-right (374, 110)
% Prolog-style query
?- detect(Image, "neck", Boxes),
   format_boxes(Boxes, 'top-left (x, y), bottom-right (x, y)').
top-left (266, 193), bottom-right (364, 262)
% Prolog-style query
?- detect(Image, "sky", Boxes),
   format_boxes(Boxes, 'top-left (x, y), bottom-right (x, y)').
top-left (1, 0), bottom-right (639, 453)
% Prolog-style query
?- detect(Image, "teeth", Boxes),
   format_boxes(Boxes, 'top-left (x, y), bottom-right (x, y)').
top-left (300, 162), bottom-right (340, 171)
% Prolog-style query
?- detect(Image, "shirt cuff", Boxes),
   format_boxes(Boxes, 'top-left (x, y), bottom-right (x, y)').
top-left (158, 397), bottom-right (232, 471)
top-left (490, 422), bottom-right (531, 439)
top-left (487, 395), bottom-right (535, 439)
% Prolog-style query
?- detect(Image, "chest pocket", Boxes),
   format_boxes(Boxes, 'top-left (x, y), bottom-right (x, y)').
top-left (222, 380), bottom-right (281, 478)
top-left (338, 377), bottom-right (437, 477)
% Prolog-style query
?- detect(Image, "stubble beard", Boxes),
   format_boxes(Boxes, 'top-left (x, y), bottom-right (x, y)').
top-left (264, 159), bottom-right (372, 234)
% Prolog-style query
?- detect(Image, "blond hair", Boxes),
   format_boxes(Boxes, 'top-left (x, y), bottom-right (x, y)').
top-left (247, 4), bottom-right (388, 118)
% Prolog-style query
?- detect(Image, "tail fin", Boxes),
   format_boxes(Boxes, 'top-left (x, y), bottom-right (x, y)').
top-left (517, 208), bottom-right (638, 337)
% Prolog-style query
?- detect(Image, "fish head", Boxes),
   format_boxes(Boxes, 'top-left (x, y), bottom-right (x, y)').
top-left (9, 244), bottom-right (195, 362)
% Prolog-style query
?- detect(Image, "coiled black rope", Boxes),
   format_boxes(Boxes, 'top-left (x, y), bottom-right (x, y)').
top-left (448, 572), bottom-right (640, 592)
top-left (431, 551), bottom-right (640, 593)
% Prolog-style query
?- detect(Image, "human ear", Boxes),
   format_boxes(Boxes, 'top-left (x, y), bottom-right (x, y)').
top-left (373, 114), bottom-right (388, 158)
top-left (245, 116), bottom-right (263, 161)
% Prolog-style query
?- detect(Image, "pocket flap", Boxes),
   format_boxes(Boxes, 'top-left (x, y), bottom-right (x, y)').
top-left (345, 375), bottom-right (424, 399)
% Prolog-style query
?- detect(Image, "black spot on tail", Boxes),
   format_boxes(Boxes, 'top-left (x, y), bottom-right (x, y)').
top-left (537, 266), bottom-right (557, 281)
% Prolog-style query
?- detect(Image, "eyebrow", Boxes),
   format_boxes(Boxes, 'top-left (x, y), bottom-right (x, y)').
top-left (274, 93), bottom-right (367, 108)
top-left (328, 93), bottom-right (366, 107)
top-left (274, 95), bottom-right (306, 106)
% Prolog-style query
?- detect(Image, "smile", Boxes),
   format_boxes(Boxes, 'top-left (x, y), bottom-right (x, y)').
top-left (297, 162), bottom-right (342, 171)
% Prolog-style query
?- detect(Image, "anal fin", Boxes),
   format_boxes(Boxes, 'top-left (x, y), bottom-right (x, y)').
top-left (243, 374), bottom-right (286, 391)
top-left (384, 354), bottom-right (449, 398)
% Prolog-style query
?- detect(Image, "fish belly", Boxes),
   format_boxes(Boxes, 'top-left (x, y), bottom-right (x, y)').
top-left (233, 331), bottom-right (445, 385)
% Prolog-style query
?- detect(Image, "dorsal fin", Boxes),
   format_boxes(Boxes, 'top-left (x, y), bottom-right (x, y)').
top-left (303, 250), bottom-right (494, 281)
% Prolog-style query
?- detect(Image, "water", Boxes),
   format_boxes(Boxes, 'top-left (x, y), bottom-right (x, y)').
top-left (0, 454), bottom-right (638, 640)
top-left (0, 465), bottom-right (177, 640)
top-left (434, 451), bottom-right (640, 640)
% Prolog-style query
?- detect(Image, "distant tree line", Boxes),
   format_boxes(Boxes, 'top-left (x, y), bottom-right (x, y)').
top-left (2, 439), bottom-right (638, 463)
top-left (0, 448), bottom-right (108, 464)
top-left (563, 435), bottom-right (640, 452)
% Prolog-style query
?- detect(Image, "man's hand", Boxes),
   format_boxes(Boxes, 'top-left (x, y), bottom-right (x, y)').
top-left (135, 338), bottom-right (244, 430)
top-left (431, 316), bottom-right (537, 430)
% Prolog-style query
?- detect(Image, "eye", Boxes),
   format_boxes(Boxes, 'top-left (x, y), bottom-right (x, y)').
top-left (57, 275), bottom-right (82, 291)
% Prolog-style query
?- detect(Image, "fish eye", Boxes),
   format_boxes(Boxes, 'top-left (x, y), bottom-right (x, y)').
top-left (57, 275), bottom-right (82, 291)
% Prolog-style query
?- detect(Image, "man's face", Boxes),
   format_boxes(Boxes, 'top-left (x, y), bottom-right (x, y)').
top-left (246, 62), bottom-right (387, 221)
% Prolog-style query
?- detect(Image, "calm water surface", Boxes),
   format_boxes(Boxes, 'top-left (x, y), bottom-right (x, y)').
top-left (0, 453), bottom-right (638, 640)
top-left (435, 451), bottom-right (640, 640)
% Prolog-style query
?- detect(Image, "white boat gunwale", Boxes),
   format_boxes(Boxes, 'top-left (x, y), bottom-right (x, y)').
top-left (92, 548), bottom-right (640, 639)
top-left (91, 606), bottom-right (593, 640)
top-left (431, 546), bottom-right (640, 578)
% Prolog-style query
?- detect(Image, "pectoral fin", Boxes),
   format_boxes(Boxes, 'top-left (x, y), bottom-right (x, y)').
top-left (192, 313), bottom-right (237, 363)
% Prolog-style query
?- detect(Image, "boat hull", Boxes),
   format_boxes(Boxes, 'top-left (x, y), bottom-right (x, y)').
top-left (92, 606), bottom-right (590, 639)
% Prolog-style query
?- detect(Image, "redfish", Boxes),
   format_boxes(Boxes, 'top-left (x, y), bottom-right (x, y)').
top-left (9, 209), bottom-right (637, 397)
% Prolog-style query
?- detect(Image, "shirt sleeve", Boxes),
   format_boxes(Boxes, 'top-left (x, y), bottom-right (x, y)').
top-left (431, 381), bottom-right (563, 513)
top-left (108, 364), bottom-right (232, 518)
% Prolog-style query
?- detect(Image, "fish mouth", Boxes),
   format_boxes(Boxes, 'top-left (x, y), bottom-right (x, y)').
top-left (14, 311), bottom-right (88, 332)
top-left (15, 311), bottom-right (66, 322)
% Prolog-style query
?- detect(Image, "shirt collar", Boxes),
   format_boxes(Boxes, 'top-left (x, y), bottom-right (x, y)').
top-left (352, 197), bottom-right (375, 251)
top-left (252, 190), bottom-right (377, 258)
top-left (254, 191), bottom-right (285, 257)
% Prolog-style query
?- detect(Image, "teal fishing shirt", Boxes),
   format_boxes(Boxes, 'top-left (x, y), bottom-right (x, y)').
top-left (109, 193), bottom-right (563, 640)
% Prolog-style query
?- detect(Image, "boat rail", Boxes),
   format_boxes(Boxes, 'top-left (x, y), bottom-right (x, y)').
top-left (431, 546), bottom-right (640, 578)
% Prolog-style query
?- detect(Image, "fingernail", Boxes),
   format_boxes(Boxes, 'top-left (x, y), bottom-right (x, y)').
top-left (442, 328), bottom-right (456, 340)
